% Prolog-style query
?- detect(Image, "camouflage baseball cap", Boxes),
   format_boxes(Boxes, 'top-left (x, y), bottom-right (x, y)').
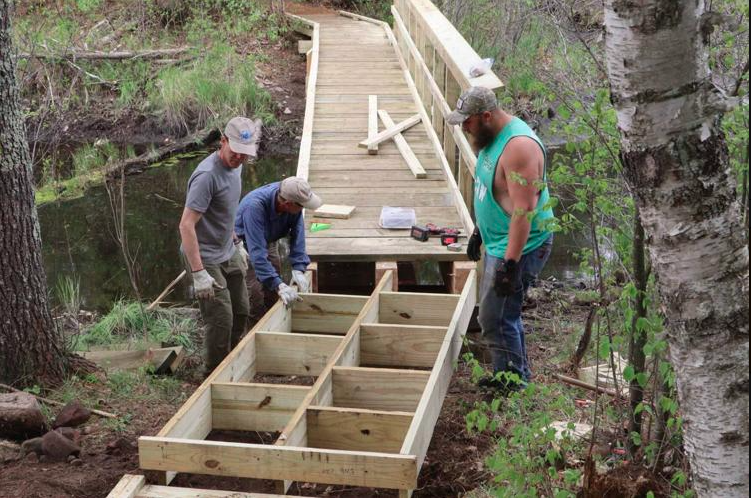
top-left (446, 86), bottom-right (498, 125)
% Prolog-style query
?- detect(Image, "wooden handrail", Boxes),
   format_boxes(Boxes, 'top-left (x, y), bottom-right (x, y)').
top-left (394, 0), bottom-right (503, 91)
top-left (390, 5), bottom-right (477, 177)
top-left (286, 13), bottom-right (320, 181)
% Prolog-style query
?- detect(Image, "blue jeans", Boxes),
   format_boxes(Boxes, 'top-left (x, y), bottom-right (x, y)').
top-left (478, 236), bottom-right (553, 382)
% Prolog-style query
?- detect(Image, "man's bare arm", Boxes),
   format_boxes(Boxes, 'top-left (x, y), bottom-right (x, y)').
top-left (497, 137), bottom-right (543, 261)
top-left (179, 207), bottom-right (204, 271)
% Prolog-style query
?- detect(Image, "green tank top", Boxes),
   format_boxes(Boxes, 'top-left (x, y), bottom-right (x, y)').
top-left (473, 117), bottom-right (554, 259)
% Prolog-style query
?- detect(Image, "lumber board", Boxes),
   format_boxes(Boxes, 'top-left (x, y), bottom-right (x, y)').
top-left (332, 366), bottom-right (430, 411)
top-left (308, 192), bottom-right (453, 207)
top-left (293, 14), bottom-right (319, 181)
top-left (379, 291), bottom-right (459, 327)
top-left (131, 482), bottom-right (287, 497)
top-left (291, 293), bottom-right (368, 334)
top-left (312, 186), bottom-right (448, 195)
top-left (309, 169), bottom-right (444, 183)
top-left (359, 113), bottom-right (422, 149)
top-left (306, 406), bottom-right (413, 453)
top-left (360, 324), bottom-right (446, 368)
top-left (211, 382), bottom-right (310, 432)
top-left (377, 110), bottom-right (427, 178)
top-left (139, 437), bottom-right (418, 490)
top-left (306, 237), bottom-right (469, 261)
top-left (400, 270), bottom-right (477, 469)
top-left (82, 347), bottom-right (180, 374)
top-left (368, 95), bottom-right (379, 154)
top-left (313, 204), bottom-right (356, 219)
top-left (255, 331), bottom-right (342, 376)
top-left (106, 474), bottom-right (145, 498)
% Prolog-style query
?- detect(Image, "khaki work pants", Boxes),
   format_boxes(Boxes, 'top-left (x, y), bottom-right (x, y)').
top-left (183, 248), bottom-right (249, 376)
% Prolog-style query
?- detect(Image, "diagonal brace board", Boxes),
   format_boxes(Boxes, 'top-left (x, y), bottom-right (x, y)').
top-left (378, 110), bottom-right (427, 179)
top-left (359, 113), bottom-right (422, 149)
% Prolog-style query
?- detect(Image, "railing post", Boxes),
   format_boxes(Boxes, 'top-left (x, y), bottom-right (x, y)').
top-left (443, 75), bottom-right (461, 178)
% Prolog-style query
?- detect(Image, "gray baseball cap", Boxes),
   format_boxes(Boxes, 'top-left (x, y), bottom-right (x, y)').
top-left (280, 177), bottom-right (323, 210)
top-left (446, 86), bottom-right (498, 125)
top-left (224, 117), bottom-right (260, 156)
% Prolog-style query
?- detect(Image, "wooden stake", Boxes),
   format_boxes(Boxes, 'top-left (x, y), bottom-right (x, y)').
top-left (147, 270), bottom-right (187, 311)
top-left (552, 373), bottom-right (621, 398)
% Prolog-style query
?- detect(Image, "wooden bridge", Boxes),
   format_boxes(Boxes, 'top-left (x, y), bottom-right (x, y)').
top-left (109, 2), bottom-right (502, 497)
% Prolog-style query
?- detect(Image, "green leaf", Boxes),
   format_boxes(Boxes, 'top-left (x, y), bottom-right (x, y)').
top-left (623, 365), bottom-right (636, 382)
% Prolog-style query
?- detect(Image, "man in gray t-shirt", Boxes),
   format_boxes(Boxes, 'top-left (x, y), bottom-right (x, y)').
top-left (179, 116), bottom-right (261, 375)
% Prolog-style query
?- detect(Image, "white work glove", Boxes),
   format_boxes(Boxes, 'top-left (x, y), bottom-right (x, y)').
top-left (193, 269), bottom-right (223, 300)
top-left (235, 243), bottom-right (249, 273)
top-left (277, 283), bottom-right (302, 307)
top-left (291, 269), bottom-right (310, 293)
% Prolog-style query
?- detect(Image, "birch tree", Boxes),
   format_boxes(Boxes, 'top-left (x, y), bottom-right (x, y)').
top-left (0, 0), bottom-right (66, 386)
top-left (602, 1), bottom-right (749, 496)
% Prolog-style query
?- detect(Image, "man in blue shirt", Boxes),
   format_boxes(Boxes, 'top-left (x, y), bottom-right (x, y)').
top-left (235, 176), bottom-right (323, 326)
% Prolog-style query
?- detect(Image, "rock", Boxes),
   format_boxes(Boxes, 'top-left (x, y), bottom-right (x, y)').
top-left (21, 436), bottom-right (44, 456)
top-left (70, 458), bottom-right (83, 467)
top-left (24, 451), bottom-right (39, 463)
top-left (55, 427), bottom-right (82, 445)
top-left (106, 436), bottom-right (133, 454)
top-left (0, 392), bottom-right (47, 440)
top-left (41, 429), bottom-right (81, 460)
top-left (283, 107), bottom-right (292, 114)
top-left (52, 400), bottom-right (91, 429)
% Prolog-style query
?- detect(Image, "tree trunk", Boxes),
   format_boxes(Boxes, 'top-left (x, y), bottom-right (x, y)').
top-left (628, 207), bottom-right (648, 455)
top-left (0, 1), bottom-right (66, 386)
top-left (603, 2), bottom-right (749, 497)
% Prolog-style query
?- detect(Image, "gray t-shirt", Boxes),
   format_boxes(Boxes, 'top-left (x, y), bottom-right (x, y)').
top-left (183, 152), bottom-right (242, 264)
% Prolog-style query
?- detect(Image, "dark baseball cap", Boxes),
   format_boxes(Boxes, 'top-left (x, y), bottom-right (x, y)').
top-left (446, 86), bottom-right (498, 125)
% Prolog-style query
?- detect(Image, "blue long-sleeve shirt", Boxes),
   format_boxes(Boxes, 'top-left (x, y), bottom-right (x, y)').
top-left (235, 182), bottom-right (310, 290)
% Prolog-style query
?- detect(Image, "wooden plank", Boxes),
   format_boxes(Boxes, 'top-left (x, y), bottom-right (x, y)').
top-left (81, 347), bottom-right (179, 374)
top-left (307, 406), bottom-right (414, 453)
top-left (255, 331), bottom-right (342, 376)
top-left (400, 270), bottom-right (477, 469)
top-left (375, 262), bottom-right (399, 291)
top-left (377, 110), bottom-right (427, 179)
top-left (379, 291), bottom-right (459, 327)
top-left (298, 40), bottom-right (313, 54)
top-left (359, 113), bottom-right (422, 149)
top-left (309, 169), bottom-right (443, 183)
top-left (308, 192), bottom-right (452, 207)
top-left (212, 383), bottom-right (310, 432)
top-left (291, 294), bottom-right (368, 334)
top-left (139, 437), bottom-right (417, 490)
top-left (307, 238), bottom-right (468, 261)
top-left (332, 366), bottom-right (430, 411)
top-left (360, 324), bottom-right (446, 368)
top-left (368, 95), bottom-right (379, 154)
top-left (135, 484), bottom-right (286, 497)
top-left (313, 204), bottom-right (356, 219)
top-left (106, 474), bottom-right (145, 498)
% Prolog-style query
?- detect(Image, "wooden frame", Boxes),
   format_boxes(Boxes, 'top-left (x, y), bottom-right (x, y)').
top-left (108, 267), bottom-right (476, 496)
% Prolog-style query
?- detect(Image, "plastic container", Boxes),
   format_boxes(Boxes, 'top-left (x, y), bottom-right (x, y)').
top-left (379, 206), bottom-right (416, 229)
top-left (470, 58), bottom-right (494, 77)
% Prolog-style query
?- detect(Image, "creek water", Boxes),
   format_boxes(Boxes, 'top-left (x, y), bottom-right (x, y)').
top-left (39, 154), bottom-right (586, 312)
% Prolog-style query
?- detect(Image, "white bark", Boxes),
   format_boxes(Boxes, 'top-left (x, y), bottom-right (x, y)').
top-left (603, 1), bottom-right (749, 497)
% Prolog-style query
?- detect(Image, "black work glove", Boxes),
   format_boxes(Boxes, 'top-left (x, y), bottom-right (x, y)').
top-left (494, 258), bottom-right (522, 297)
top-left (467, 227), bottom-right (482, 262)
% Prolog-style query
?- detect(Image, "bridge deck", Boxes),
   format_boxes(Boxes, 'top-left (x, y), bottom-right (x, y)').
top-left (299, 14), bottom-right (470, 262)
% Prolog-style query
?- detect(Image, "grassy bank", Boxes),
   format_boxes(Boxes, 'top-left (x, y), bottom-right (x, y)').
top-left (16, 0), bottom-right (289, 204)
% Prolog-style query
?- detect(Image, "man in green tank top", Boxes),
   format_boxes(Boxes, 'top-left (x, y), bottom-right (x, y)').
top-left (448, 86), bottom-right (554, 393)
